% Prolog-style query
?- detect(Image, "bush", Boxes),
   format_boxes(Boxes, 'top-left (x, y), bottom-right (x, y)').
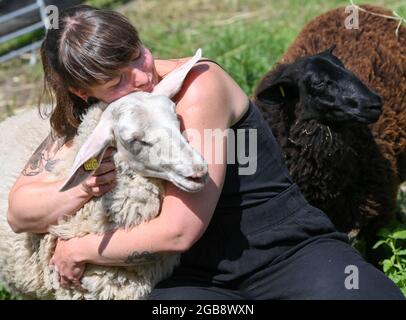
top-left (373, 188), bottom-right (406, 297)
top-left (0, 285), bottom-right (15, 300)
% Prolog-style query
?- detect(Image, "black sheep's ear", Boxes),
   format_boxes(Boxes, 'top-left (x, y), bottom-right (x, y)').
top-left (321, 44), bottom-right (337, 56)
top-left (254, 78), bottom-right (298, 106)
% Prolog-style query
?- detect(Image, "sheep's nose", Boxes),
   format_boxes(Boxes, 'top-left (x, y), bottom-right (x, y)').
top-left (368, 94), bottom-right (382, 110)
top-left (190, 164), bottom-right (208, 178)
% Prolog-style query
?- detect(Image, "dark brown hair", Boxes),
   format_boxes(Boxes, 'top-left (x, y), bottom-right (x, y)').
top-left (40, 5), bottom-right (141, 140)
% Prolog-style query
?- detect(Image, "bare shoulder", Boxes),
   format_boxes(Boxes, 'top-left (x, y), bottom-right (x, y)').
top-left (175, 58), bottom-right (249, 128)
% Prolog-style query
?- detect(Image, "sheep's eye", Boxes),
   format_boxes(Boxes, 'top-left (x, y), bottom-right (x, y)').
top-left (129, 137), bottom-right (151, 147)
top-left (313, 79), bottom-right (324, 86)
top-left (312, 80), bottom-right (325, 90)
top-left (139, 140), bottom-right (152, 147)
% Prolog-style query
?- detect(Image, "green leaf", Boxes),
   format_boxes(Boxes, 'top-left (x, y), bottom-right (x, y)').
top-left (392, 230), bottom-right (406, 240)
top-left (389, 273), bottom-right (401, 282)
top-left (401, 287), bottom-right (406, 298)
top-left (373, 240), bottom-right (387, 249)
top-left (383, 259), bottom-right (393, 273)
top-left (377, 228), bottom-right (391, 238)
top-left (396, 249), bottom-right (406, 256)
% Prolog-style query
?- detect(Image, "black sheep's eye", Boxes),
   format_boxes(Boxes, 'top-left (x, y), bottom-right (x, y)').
top-left (313, 79), bottom-right (324, 86)
top-left (312, 79), bottom-right (326, 91)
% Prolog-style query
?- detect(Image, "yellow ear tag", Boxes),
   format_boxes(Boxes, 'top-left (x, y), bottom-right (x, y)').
top-left (83, 158), bottom-right (99, 171)
top-left (279, 85), bottom-right (286, 97)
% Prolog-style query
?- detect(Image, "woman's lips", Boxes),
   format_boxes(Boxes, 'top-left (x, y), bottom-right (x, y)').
top-left (143, 83), bottom-right (154, 92)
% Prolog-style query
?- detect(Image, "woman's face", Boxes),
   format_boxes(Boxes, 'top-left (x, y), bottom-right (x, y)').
top-left (88, 46), bottom-right (159, 104)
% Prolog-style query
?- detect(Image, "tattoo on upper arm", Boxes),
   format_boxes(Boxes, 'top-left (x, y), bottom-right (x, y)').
top-left (125, 251), bottom-right (159, 265)
top-left (22, 132), bottom-right (64, 176)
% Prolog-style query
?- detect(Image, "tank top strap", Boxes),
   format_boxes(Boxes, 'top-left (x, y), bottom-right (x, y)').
top-left (197, 58), bottom-right (226, 71)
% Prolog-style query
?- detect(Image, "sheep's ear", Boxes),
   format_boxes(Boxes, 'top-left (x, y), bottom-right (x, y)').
top-left (255, 79), bottom-right (298, 106)
top-left (59, 111), bottom-right (114, 192)
top-left (321, 45), bottom-right (337, 56)
top-left (152, 48), bottom-right (202, 98)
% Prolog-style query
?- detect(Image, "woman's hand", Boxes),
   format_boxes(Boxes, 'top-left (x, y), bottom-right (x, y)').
top-left (79, 147), bottom-right (117, 198)
top-left (50, 237), bottom-right (86, 289)
top-left (49, 148), bottom-right (117, 289)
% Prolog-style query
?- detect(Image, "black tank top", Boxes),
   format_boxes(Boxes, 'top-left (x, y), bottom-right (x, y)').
top-left (175, 60), bottom-right (310, 282)
top-left (194, 59), bottom-right (294, 212)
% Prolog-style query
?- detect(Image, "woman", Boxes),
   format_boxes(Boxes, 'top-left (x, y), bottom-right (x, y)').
top-left (7, 5), bottom-right (404, 299)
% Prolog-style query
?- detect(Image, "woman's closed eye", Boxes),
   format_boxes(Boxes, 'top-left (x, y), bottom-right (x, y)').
top-left (113, 74), bottom-right (125, 88)
top-left (130, 50), bottom-right (142, 66)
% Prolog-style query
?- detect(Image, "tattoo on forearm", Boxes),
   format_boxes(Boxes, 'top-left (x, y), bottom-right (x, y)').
top-left (22, 132), bottom-right (64, 176)
top-left (125, 251), bottom-right (159, 265)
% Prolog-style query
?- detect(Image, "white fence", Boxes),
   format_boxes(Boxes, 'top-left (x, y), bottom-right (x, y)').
top-left (0, 0), bottom-right (82, 65)
top-left (0, 0), bottom-right (49, 64)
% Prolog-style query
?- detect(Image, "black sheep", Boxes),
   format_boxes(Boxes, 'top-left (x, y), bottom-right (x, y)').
top-left (253, 5), bottom-right (405, 248)
top-left (254, 46), bottom-right (398, 246)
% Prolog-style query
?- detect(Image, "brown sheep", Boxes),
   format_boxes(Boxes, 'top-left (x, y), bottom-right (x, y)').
top-left (253, 5), bottom-right (405, 251)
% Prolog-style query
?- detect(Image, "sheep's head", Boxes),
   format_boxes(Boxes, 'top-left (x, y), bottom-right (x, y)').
top-left (255, 46), bottom-right (382, 126)
top-left (59, 49), bottom-right (209, 193)
top-left (111, 92), bottom-right (208, 192)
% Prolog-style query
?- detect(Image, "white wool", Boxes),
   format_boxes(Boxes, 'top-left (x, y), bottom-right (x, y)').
top-left (0, 49), bottom-right (205, 300)
top-left (0, 104), bottom-right (179, 300)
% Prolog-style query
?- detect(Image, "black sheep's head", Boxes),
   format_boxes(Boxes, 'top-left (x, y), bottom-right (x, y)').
top-left (254, 46), bottom-right (382, 126)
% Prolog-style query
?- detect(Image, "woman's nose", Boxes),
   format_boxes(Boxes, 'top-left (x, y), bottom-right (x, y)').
top-left (131, 69), bottom-right (150, 90)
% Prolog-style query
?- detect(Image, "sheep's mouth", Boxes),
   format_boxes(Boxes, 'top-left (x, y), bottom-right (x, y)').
top-left (352, 106), bottom-right (382, 124)
top-left (339, 108), bottom-right (381, 124)
top-left (169, 173), bottom-right (209, 192)
top-left (186, 176), bottom-right (206, 184)
top-left (312, 97), bottom-right (382, 124)
top-left (351, 113), bottom-right (380, 124)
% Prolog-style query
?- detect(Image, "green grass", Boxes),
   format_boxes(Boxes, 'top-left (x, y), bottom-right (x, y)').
top-left (1, 0), bottom-right (404, 108)
top-left (0, 29), bottom-right (44, 57)
top-left (0, 285), bottom-right (15, 300)
top-left (0, 0), bottom-right (405, 299)
top-left (122, 0), bottom-right (405, 95)
top-left (84, 0), bottom-right (132, 8)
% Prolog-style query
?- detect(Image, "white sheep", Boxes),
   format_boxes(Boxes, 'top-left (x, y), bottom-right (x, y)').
top-left (0, 49), bottom-right (208, 299)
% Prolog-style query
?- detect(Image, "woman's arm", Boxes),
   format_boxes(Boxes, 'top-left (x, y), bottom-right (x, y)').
top-left (57, 170), bottom-right (226, 267)
top-left (8, 179), bottom-right (91, 234)
top-left (53, 65), bottom-right (236, 268)
top-left (51, 161), bottom-right (227, 287)
top-left (7, 133), bottom-right (117, 234)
